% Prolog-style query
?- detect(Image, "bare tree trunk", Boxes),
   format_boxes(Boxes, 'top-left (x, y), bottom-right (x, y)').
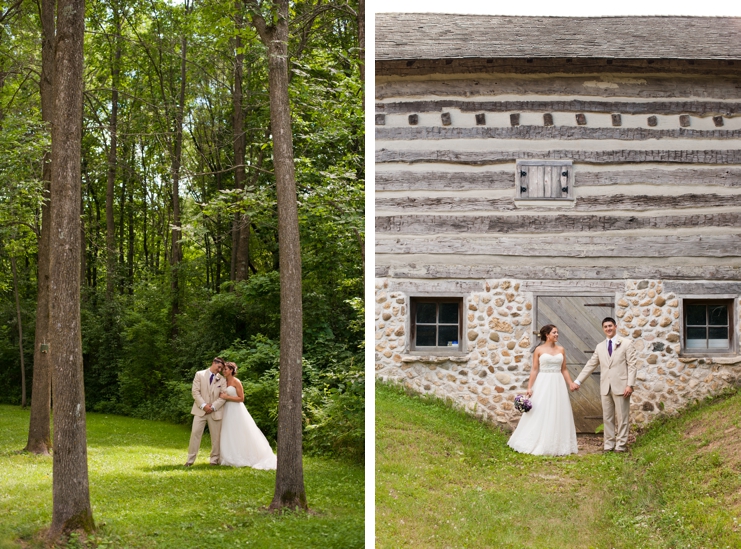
top-left (10, 256), bottom-right (26, 407)
top-left (358, 0), bottom-right (364, 109)
top-left (47, 0), bottom-right (94, 538)
top-left (231, 2), bottom-right (248, 284)
top-left (25, 0), bottom-right (55, 456)
top-left (247, 0), bottom-right (307, 512)
top-left (105, 10), bottom-right (120, 301)
top-left (170, 4), bottom-right (189, 334)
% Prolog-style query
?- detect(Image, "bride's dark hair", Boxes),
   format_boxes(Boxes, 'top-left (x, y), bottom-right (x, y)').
top-left (539, 324), bottom-right (557, 342)
top-left (225, 361), bottom-right (238, 375)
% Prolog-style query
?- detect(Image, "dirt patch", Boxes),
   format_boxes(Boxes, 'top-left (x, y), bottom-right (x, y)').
top-left (684, 404), bottom-right (741, 470)
top-left (577, 433), bottom-right (637, 454)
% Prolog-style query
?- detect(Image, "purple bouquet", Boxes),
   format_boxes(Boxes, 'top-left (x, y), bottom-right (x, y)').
top-left (514, 394), bottom-right (532, 413)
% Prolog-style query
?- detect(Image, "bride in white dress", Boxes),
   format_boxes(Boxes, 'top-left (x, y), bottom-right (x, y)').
top-left (507, 324), bottom-right (579, 456)
top-left (218, 362), bottom-right (277, 470)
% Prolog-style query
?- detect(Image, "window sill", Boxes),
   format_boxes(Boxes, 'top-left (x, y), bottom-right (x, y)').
top-left (678, 353), bottom-right (741, 365)
top-left (402, 352), bottom-right (470, 364)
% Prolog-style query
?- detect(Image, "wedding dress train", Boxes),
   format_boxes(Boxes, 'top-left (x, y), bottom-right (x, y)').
top-left (507, 353), bottom-right (578, 456)
top-left (219, 386), bottom-right (277, 469)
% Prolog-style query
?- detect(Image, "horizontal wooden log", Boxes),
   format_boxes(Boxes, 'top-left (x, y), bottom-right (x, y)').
top-left (376, 149), bottom-right (741, 165)
top-left (576, 168), bottom-right (741, 187)
top-left (375, 234), bottom-right (741, 257)
top-left (376, 126), bottom-right (741, 141)
top-left (386, 280), bottom-right (485, 294)
top-left (376, 99), bottom-right (741, 116)
top-left (663, 281), bottom-right (741, 295)
top-left (375, 168), bottom-right (741, 191)
top-left (375, 264), bottom-right (741, 281)
top-left (376, 58), bottom-right (741, 77)
top-left (375, 171), bottom-right (513, 191)
top-left (520, 280), bottom-right (626, 292)
top-left (376, 194), bottom-right (741, 213)
top-left (376, 76), bottom-right (741, 101)
top-left (376, 212), bottom-right (741, 234)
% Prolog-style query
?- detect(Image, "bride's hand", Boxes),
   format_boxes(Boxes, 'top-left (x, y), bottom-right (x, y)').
top-left (219, 392), bottom-right (228, 399)
top-left (526, 389), bottom-right (533, 398)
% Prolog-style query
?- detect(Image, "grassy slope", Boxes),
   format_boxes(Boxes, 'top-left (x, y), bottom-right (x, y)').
top-left (0, 406), bottom-right (363, 549)
top-left (376, 384), bottom-right (741, 549)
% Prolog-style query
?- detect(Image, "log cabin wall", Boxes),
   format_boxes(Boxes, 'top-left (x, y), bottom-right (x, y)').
top-left (374, 14), bottom-right (741, 430)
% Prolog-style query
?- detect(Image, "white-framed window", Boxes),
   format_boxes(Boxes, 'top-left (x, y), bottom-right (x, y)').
top-left (409, 296), bottom-right (465, 352)
top-left (516, 159), bottom-right (573, 200)
top-left (681, 297), bottom-right (736, 354)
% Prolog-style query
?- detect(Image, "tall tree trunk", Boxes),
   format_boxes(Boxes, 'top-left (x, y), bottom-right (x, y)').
top-left (47, 0), bottom-right (94, 538)
top-left (10, 256), bottom-right (26, 408)
top-left (358, 0), bottom-right (364, 109)
top-left (105, 11), bottom-right (120, 301)
top-left (248, 0), bottom-right (307, 511)
top-left (25, 0), bottom-right (55, 456)
top-left (127, 178), bottom-right (134, 293)
top-left (231, 2), bottom-right (250, 284)
top-left (170, 5), bottom-right (189, 334)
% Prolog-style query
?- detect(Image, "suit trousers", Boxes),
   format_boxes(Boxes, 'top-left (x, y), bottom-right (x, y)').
top-left (601, 388), bottom-right (631, 450)
top-left (186, 413), bottom-right (222, 465)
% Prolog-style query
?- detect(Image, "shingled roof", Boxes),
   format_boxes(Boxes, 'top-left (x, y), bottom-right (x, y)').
top-left (376, 13), bottom-right (741, 61)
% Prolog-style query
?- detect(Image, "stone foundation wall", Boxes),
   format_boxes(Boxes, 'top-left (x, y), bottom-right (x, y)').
top-left (375, 277), bottom-right (741, 430)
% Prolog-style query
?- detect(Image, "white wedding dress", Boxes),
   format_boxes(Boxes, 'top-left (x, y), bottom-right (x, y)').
top-left (219, 386), bottom-right (277, 469)
top-left (507, 353), bottom-right (578, 456)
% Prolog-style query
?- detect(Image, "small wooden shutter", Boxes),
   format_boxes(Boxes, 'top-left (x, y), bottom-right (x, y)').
top-left (517, 160), bottom-right (573, 199)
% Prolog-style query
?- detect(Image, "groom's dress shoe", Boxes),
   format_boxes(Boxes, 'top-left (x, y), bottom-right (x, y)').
top-left (613, 448), bottom-right (627, 453)
top-left (184, 463), bottom-right (193, 467)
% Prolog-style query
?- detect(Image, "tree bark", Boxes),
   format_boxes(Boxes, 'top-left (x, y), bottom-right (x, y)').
top-left (10, 256), bottom-right (26, 408)
top-left (105, 9), bottom-right (121, 301)
top-left (47, 0), bottom-right (94, 538)
top-left (170, 4), bottom-right (189, 333)
top-left (25, 0), bottom-right (55, 456)
top-left (357, 0), bottom-right (364, 109)
top-left (230, 1), bottom-right (245, 284)
top-left (247, 0), bottom-right (307, 511)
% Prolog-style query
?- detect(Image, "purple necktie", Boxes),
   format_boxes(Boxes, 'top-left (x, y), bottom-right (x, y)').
top-left (209, 373), bottom-right (214, 384)
top-left (608, 340), bottom-right (613, 357)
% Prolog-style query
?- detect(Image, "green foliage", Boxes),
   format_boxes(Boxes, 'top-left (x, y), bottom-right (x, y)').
top-left (0, 0), bottom-right (363, 465)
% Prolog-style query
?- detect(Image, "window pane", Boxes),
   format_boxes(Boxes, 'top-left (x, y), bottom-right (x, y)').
top-left (416, 325), bottom-right (436, 347)
top-left (708, 326), bottom-right (729, 343)
top-left (439, 303), bottom-right (459, 324)
top-left (686, 326), bottom-right (707, 344)
top-left (685, 304), bottom-right (706, 326)
top-left (438, 325), bottom-right (459, 347)
top-left (416, 303), bottom-right (436, 324)
top-left (708, 305), bottom-right (728, 326)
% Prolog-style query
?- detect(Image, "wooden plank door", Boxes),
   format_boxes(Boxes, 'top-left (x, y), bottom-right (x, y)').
top-left (536, 295), bottom-right (614, 433)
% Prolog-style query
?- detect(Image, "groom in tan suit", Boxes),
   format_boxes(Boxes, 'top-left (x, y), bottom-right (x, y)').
top-left (573, 317), bottom-right (637, 452)
top-left (185, 357), bottom-right (228, 466)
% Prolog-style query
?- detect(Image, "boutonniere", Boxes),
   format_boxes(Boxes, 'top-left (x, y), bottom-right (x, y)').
top-left (615, 340), bottom-right (622, 349)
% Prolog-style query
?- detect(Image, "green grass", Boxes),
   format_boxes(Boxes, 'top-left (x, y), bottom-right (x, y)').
top-left (0, 406), bottom-right (363, 548)
top-left (376, 383), bottom-right (741, 549)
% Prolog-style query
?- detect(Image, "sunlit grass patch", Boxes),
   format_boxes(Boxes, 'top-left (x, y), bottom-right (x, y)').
top-left (0, 405), bottom-right (363, 549)
top-left (376, 383), bottom-right (741, 549)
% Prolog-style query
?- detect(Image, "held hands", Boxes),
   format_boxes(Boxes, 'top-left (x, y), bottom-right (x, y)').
top-left (569, 382), bottom-right (580, 392)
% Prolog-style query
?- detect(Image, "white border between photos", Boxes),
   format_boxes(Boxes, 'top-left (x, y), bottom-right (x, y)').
top-left (364, 8), bottom-right (376, 548)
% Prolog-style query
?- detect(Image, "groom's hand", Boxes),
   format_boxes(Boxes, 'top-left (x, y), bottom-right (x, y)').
top-left (204, 404), bottom-right (214, 413)
top-left (622, 386), bottom-right (633, 397)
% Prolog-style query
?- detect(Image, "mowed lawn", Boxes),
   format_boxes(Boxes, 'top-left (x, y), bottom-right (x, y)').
top-left (0, 406), bottom-right (363, 549)
top-left (376, 384), bottom-right (741, 549)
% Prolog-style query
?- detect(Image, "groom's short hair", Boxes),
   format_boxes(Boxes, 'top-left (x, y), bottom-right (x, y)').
top-left (602, 317), bottom-right (617, 326)
top-left (212, 357), bottom-right (226, 366)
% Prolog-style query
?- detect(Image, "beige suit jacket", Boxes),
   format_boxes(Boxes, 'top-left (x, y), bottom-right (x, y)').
top-left (576, 338), bottom-right (637, 396)
top-left (190, 369), bottom-right (227, 419)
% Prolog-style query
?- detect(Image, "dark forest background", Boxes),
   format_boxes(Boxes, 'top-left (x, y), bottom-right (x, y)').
top-left (0, 0), bottom-right (364, 463)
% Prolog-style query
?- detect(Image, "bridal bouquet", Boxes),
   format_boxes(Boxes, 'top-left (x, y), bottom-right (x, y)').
top-left (514, 394), bottom-right (532, 413)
